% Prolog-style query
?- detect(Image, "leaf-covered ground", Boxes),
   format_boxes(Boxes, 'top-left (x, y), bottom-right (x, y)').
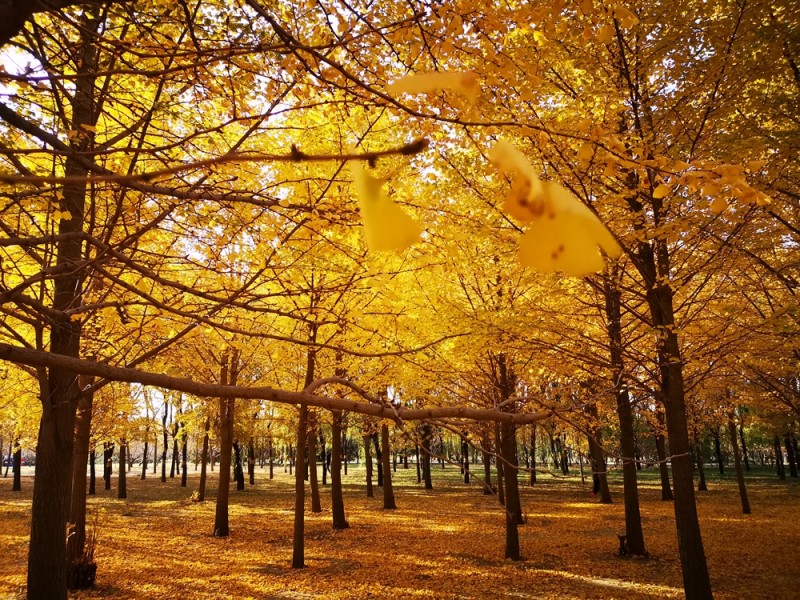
top-left (1, 464), bottom-right (798, 599)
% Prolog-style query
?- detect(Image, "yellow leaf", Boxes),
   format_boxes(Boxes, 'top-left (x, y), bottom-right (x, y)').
top-left (387, 72), bottom-right (480, 105)
top-left (577, 143), bottom-right (594, 161)
top-left (596, 25), bottom-right (614, 44)
top-left (489, 141), bottom-right (621, 276)
top-left (653, 184), bottom-right (671, 199)
top-left (351, 163), bottom-right (421, 252)
top-left (614, 6), bottom-right (639, 28)
top-left (747, 160), bottom-right (767, 171)
top-left (710, 196), bottom-right (727, 214)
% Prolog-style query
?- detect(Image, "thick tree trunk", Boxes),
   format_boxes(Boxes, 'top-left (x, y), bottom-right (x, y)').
top-left (727, 415), bottom-right (750, 514)
top-left (500, 421), bottom-right (521, 560)
top-left (381, 423), bottom-right (396, 509)
top-left (233, 441), bottom-right (245, 491)
top-left (118, 440), bottom-right (127, 499)
top-left (330, 410), bottom-right (348, 529)
top-left (586, 404), bottom-right (612, 504)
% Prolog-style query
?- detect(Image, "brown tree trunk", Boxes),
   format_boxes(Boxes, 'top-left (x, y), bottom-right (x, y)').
top-left (233, 440), bottom-right (245, 491)
top-left (67, 385), bottom-right (94, 573)
top-left (330, 410), bottom-right (348, 529)
top-left (320, 429), bottom-right (328, 485)
top-left (713, 428), bottom-right (725, 474)
top-left (421, 424), bottom-right (433, 490)
top-left (586, 402), bottom-right (612, 504)
top-left (103, 443), bottom-right (113, 491)
top-left (774, 436), bottom-right (785, 480)
top-left (247, 438), bottom-right (256, 485)
top-left (462, 434), bottom-right (470, 484)
top-left (738, 423), bottom-right (750, 472)
top-left (214, 349), bottom-right (239, 537)
top-left (364, 434), bottom-right (374, 498)
top-left (268, 436), bottom-right (274, 480)
top-left (501, 420), bottom-right (521, 560)
top-left (654, 409), bottom-right (673, 500)
top-left (381, 423), bottom-right (396, 509)
top-left (292, 405), bottom-right (308, 568)
top-left (784, 434), bottom-right (798, 478)
top-left (161, 402), bottom-right (168, 483)
top-left (180, 432), bottom-right (188, 488)
top-left (604, 274), bottom-right (646, 555)
top-left (88, 448), bottom-right (96, 496)
top-left (117, 440), bottom-right (127, 499)
top-left (695, 436), bottom-right (708, 492)
top-left (140, 435), bottom-right (148, 480)
top-left (12, 443), bottom-right (21, 491)
top-left (727, 414), bottom-right (751, 514)
top-left (494, 422), bottom-right (505, 506)
top-left (372, 432), bottom-right (383, 487)
top-left (198, 418), bottom-right (210, 501)
top-left (529, 425), bottom-right (537, 486)
top-left (308, 415), bottom-right (321, 512)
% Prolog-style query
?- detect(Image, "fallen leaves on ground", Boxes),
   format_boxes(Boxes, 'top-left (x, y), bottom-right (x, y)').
top-left (0, 466), bottom-right (798, 599)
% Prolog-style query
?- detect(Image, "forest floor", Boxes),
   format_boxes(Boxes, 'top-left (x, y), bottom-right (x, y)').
top-left (1, 463), bottom-right (798, 599)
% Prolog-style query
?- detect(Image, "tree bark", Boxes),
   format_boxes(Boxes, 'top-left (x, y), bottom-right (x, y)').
top-left (381, 423), bottom-right (396, 509)
top-left (103, 443), bottom-right (113, 491)
top-left (233, 440), bottom-right (245, 491)
top-left (67, 384), bottom-right (94, 572)
top-left (727, 414), bottom-right (750, 514)
top-left (247, 438), bottom-right (256, 485)
top-left (529, 425), bottom-right (537, 486)
top-left (181, 432), bottom-right (188, 488)
top-left (88, 449), bottom-right (96, 496)
top-left (421, 424), bottom-right (433, 490)
top-left (694, 436), bottom-right (708, 492)
top-left (198, 418), bottom-right (210, 501)
top-left (364, 434), bottom-right (374, 497)
top-left (308, 415), bottom-right (321, 512)
top-left (461, 434), bottom-right (470, 484)
top-left (713, 428), bottom-right (725, 474)
top-left (586, 403), bottom-right (612, 504)
top-left (738, 422), bottom-right (749, 471)
top-left (654, 409), bottom-right (673, 501)
top-left (774, 436), bottom-right (786, 480)
top-left (12, 443), bottom-right (21, 491)
top-left (214, 350), bottom-right (239, 537)
top-left (495, 422), bottom-right (505, 506)
top-left (330, 410), bottom-right (348, 529)
top-left (292, 405), bottom-right (308, 568)
top-left (117, 440), bottom-right (127, 499)
top-left (372, 432), bottom-right (383, 487)
top-left (784, 434), bottom-right (798, 478)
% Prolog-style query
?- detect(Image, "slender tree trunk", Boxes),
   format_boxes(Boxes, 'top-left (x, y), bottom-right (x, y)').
top-left (604, 275), bottom-right (646, 555)
top-left (695, 436), bottom-right (708, 492)
top-left (727, 415), bottom-right (750, 514)
top-left (320, 429), bottom-right (328, 485)
top-left (214, 350), bottom-right (239, 537)
top-left (654, 409), bottom-right (673, 500)
top-left (67, 384), bottom-right (94, 574)
top-left (248, 439), bottom-right (256, 486)
top-left (372, 432), bottom-right (383, 487)
top-left (784, 434), bottom-right (798, 478)
top-left (482, 443), bottom-right (493, 495)
top-left (774, 436), bottom-right (786, 480)
top-left (713, 428), bottom-right (724, 474)
top-left (421, 424), bottom-right (433, 490)
top-left (495, 422), bottom-right (505, 506)
top-left (3, 441), bottom-right (10, 478)
top-left (118, 440), bottom-right (127, 499)
top-left (416, 445), bottom-right (422, 484)
top-left (330, 410), bottom-right (348, 529)
top-left (586, 403), bottom-right (612, 504)
top-left (501, 420), bottom-right (521, 560)
top-left (292, 406), bottom-right (308, 568)
top-left (268, 437), bottom-right (274, 480)
top-left (161, 403), bottom-right (168, 483)
top-left (103, 443), bottom-right (113, 491)
top-left (198, 418), bottom-right (210, 502)
top-left (364, 434), bottom-right (374, 498)
top-left (12, 443), bottom-right (21, 491)
top-left (181, 433), bottom-right (188, 488)
top-left (739, 423), bottom-right (750, 471)
top-left (308, 416), bottom-right (321, 512)
top-left (462, 434), bottom-right (470, 484)
top-left (381, 423), bottom-right (396, 509)
top-left (88, 449), bottom-right (96, 496)
top-left (529, 425), bottom-right (537, 486)
top-left (140, 436), bottom-right (148, 480)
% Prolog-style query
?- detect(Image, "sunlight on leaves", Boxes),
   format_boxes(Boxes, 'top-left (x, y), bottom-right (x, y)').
top-left (351, 163), bottom-right (422, 252)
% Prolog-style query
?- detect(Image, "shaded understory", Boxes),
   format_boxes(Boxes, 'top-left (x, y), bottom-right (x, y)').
top-left (1, 465), bottom-right (798, 599)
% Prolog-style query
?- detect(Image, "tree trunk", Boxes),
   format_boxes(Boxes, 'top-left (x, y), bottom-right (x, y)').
top-left (67, 385), bottom-right (94, 574)
top-left (140, 437), bottom-right (148, 480)
top-left (198, 418), bottom-right (210, 502)
top-left (103, 443), bottom-right (113, 491)
top-left (529, 425), bottom-right (537, 486)
top-left (181, 434), bottom-right (188, 488)
top-left (415, 445), bottom-right (422, 484)
top-left (739, 423), bottom-right (750, 472)
top-left (500, 420), bottom-right (521, 560)
top-left (248, 439), bottom-right (256, 486)
top-left (695, 436), bottom-right (708, 492)
top-left (88, 449), bottom-right (96, 496)
top-left (586, 403), bottom-right (612, 504)
top-left (161, 403), bottom-right (168, 483)
top-left (268, 437), bottom-right (274, 480)
top-left (495, 422), bottom-right (505, 506)
top-left (364, 434), bottom-right (374, 498)
top-left (372, 432), bottom-right (383, 487)
top-left (12, 443), bottom-right (21, 491)
top-left (482, 444), bottom-right (493, 495)
top-left (381, 423), bottom-right (396, 509)
top-left (462, 434), bottom-right (470, 484)
top-left (320, 429), bottom-right (328, 485)
top-left (214, 349), bottom-right (239, 537)
top-left (233, 440), bottom-right (245, 491)
top-left (784, 434), bottom-right (798, 478)
top-left (713, 428), bottom-right (724, 474)
top-left (654, 409), bottom-right (673, 501)
top-left (604, 275), bottom-right (646, 555)
top-left (292, 406), bottom-right (308, 568)
top-left (330, 410), bottom-right (348, 529)
top-left (421, 424), bottom-right (433, 490)
top-left (774, 436), bottom-right (786, 480)
top-left (727, 415), bottom-right (750, 514)
top-left (308, 417), bottom-right (321, 512)
top-left (118, 440), bottom-right (127, 499)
